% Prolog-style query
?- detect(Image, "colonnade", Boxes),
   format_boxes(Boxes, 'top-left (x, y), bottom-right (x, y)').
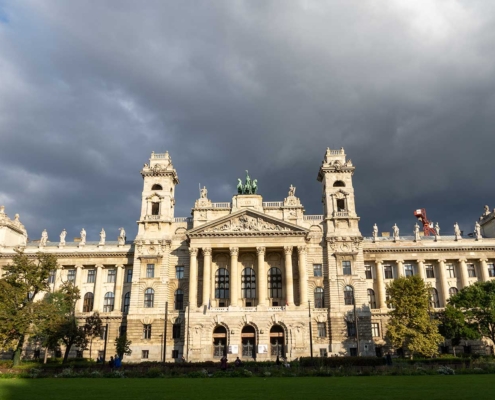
top-left (188, 245), bottom-right (308, 308)
top-left (373, 258), bottom-right (492, 309)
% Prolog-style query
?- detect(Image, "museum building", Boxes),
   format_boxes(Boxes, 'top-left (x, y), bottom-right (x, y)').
top-left (1, 148), bottom-right (495, 361)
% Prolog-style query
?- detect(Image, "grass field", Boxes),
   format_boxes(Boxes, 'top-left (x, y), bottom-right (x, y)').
top-left (0, 375), bottom-right (494, 400)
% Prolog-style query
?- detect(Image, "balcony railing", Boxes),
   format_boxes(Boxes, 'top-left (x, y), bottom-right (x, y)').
top-left (263, 201), bottom-right (283, 208)
top-left (334, 211), bottom-right (349, 217)
top-left (174, 217), bottom-right (192, 223)
top-left (146, 215), bottom-right (161, 220)
top-left (303, 215), bottom-right (324, 221)
top-left (212, 202), bottom-right (231, 208)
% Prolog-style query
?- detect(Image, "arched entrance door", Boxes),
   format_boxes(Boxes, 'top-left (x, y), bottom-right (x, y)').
top-left (213, 326), bottom-right (227, 358)
top-left (241, 325), bottom-right (256, 359)
top-left (270, 325), bottom-right (285, 357)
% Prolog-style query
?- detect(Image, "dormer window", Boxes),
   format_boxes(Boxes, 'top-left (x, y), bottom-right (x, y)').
top-left (151, 184), bottom-right (162, 190)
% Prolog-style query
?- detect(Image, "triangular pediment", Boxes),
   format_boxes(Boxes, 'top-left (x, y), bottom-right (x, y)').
top-left (187, 209), bottom-right (309, 237)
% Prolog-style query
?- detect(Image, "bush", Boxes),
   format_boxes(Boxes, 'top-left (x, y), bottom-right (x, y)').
top-left (299, 356), bottom-right (386, 368)
top-left (437, 366), bottom-right (455, 375)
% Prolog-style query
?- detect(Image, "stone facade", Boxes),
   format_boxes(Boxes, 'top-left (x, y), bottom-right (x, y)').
top-left (1, 148), bottom-right (494, 361)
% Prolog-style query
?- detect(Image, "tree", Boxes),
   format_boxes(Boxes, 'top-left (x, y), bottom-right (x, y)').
top-left (114, 334), bottom-right (132, 360)
top-left (0, 251), bottom-right (58, 366)
top-left (438, 305), bottom-right (480, 356)
top-left (385, 276), bottom-right (443, 359)
top-left (84, 312), bottom-right (103, 361)
top-left (44, 282), bottom-right (88, 363)
top-left (448, 280), bottom-right (495, 346)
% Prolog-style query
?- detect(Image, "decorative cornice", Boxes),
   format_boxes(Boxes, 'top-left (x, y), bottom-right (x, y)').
top-left (364, 246), bottom-right (495, 253)
top-left (0, 251), bottom-right (133, 259)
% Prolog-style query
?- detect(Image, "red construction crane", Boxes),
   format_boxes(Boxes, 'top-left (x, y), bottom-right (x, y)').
top-left (413, 208), bottom-right (437, 236)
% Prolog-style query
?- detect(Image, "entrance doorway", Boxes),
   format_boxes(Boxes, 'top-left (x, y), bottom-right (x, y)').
top-left (213, 326), bottom-right (227, 358)
top-left (270, 325), bottom-right (284, 357)
top-left (241, 325), bottom-right (256, 359)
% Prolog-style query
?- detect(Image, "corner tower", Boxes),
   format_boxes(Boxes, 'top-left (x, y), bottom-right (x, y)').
top-left (136, 151), bottom-right (179, 240)
top-left (317, 147), bottom-right (361, 237)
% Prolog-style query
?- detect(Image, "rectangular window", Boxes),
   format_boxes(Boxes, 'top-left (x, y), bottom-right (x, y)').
top-left (67, 269), bottom-right (76, 283)
top-left (172, 350), bottom-right (179, 359)
top-left (48, 270), bottom-right (56, 284)
top-left (365, 266), bottom-right (372, 279)
top-left (447, 264), bottom-right (455, 278)
top-left (99, 326), bottom-right (107, 340)
top-left (317, 322), bottom-right (326, 338)
top-left (425, 265), bottom-right (434, 278)
top-left (319, 348), bottom-right (328, 357)
top-left (488, 264), bottom-right (495, 278)
top-left (142, 350), bottom-right (149, 359)
top-left (371, 323), bottom-right (380, 337)
top-left (176, 266), bottom-right (184, 279)
top-left (146, 264), bottom-right (155, 278)
top-left (87, 269), bottom-right (95, 283)
top-left (346, 321), bottom-right (356, 337)
top-left (467, 263), bottom-right (476, 278)
top-left (342, 261), bottom-right (351, 276)
top-left (404, 264), bottom-right (414, 277)
top-left (349, 348), bottom-right (358, 357)
top-left (143, 324), bottom-right (152, 339)
top-left (107, 269), bottom-right (116, 283)
top-left (173, 323), bottom-right (181, 339)
top-left (313, 264), bottom-right (322, 277)
top-left (384, 266), bottom-right (393, 279)
top-left (126, 268), bottom-right (133, 283)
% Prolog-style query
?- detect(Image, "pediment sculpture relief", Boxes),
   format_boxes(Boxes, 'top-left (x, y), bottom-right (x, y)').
top-left (204, 214), bottom-right (291, 233)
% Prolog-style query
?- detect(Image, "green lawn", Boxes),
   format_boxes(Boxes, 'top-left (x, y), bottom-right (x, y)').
top-left (0, 375), bottom-right (494, 400)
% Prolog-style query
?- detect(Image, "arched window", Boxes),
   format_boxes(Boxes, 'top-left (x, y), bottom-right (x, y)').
top-left (151, 202), bottom-right (160, 215)
top-left (333, 180), bottom-right (345, 187)
top-left (144, 288), bottom-right (154, 308)
top-left (215, 268), bottom-right (230, 299)
top-left (103, 292), bottom-right (114, 312)
top-left (430, 288), bottom-right (440, 308)
top-left (241, 268), bottom-right (256, 299)
top-left (123, 292), bottom-right (131, 313)
top-left (83, 292), bottom-right (94, 312)
top-left (213, 326), bottom-right (227, 357)
top-left (449, 287), bottom-right (458, 298)
top-left (174, 289), bottom-right (184, 310)
top-left (151, 184), bottom-right (163, 190)
top-left (314, 287), bottom-right (325, 308)
top-left (344, 285), bottom-right (354, 305)
top-left (268, 267), bottom-right (282, 299)
top-left (367, 289), bottom-right (376, 309)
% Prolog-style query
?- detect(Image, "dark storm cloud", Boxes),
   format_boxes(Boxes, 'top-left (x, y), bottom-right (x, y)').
top-left (1, 0), bottom-right (494, 241)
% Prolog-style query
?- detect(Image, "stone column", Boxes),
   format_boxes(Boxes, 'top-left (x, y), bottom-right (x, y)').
top-left (53, 267), bottom-right (63, 291)
top-left (375, 261), bottom-right (387, 309)
top-left (297, 246), bottom-right (308, 305)
top-left (202, 248), bottom-right (212, 307)
top-left (114, 265), bottom-right (124, 312)
top-left (284, 246), bottom-right (294, 306)
top-left (74, 265), bottom-right (83, 312)
top-left (418, 260), bottom-right (426, 280)
top-left (480, 259), bottom-right (489, 282)
top-left (257, 247), bottom-right (267, 306)
top-left (229, 247), bottom-right (239, 306)
top-left (437, 260), bottom-right (449, 306)
top-left (93, 265), bottom-right (104, 311)
top-left (188, 248), bottom-right (198, 308)
top-left (396, 260), bottom-right (404, 278)
top-left (458, 259), bottom-right (468, 288)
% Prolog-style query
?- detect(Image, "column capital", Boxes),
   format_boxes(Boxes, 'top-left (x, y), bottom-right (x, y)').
top-left (256, 246), bottom-right (266, 256)
top-left (229, 247), bottom-right (239, 257)
top-left (96, 264), bottom-right (104, 269)
top-left (437, 259), bottom-right (446, 263)
top-left (297, 245), bottom-right (307, 254)
top-left (284, 246), bottom-right (293, 256)
top-left (417, 259), bottom-right (425, 264)
top-left (479, 258), bottom-right (488, 263)
top-left (189, 247), bottom-right (198, 256)
top-left (396, 260), bottom-right (404, 264)
top-left (458, 258), bottom-right (467, 263)
top-left (116, 264), bottom-right (125, 269)
top-left (202, 247), bottom-right (212, 256)
top-left (75, 264), bottom-right (83, 270)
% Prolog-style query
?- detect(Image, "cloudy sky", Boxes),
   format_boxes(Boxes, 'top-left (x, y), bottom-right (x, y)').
top-left (1, 0), bottom-right (494, 242)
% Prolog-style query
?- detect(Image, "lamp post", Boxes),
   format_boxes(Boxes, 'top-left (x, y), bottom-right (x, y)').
top-left (308, 300), bottom-right (313, 359)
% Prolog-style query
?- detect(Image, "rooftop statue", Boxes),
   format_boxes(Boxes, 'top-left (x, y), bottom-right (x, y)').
top-left (118, 227), bottom-right (126, 245)
top-left (200, 186), bottom-right (208, 199)
top-left (237, 170), bottom-right (258, 194)
top-left (59, 229), bottom-right (67, 246)
top-left (40, 229), bottom-right (48, 247)
top-left (99, 228), bottom-right (106, 245)
top-left (288, 184), bottom-right (296, 197)
top-left (80, 228), bottom-right (86, 245)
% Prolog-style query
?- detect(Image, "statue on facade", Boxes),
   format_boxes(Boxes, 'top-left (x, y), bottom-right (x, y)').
top-left (80, 228), bottom-right (86, 245)
top-left (244, 171), bottom-right (252, 194)
top-left (40, 229), bottom-right (48, 247)
top-left (200, 186), bottom-right (208, 199)
top-left (99, 228), bottom-right (106, 245)
top-left (59, 229), bottom-right (67, 246)
top-left (474, 221), bottom-right (482, 240)
top-left (414, 223), bottom-right (421, 242)
top-left (288, 184), bottom-right (296, 197)
top-left (237, 179), bottom-right (243, 194)
top-left (454, 223), bottom-right (462, 241)
top-left (372, 223), bottom-right (378, 242)
top-left (252, 179), bottom-right (258, 194)
top-left (236, 171), bottom-right (259, 195)
top-left (392, 224), bottom-right (399, 241)
top-left (483, 205), bottom-right (490, 216)
top-left (118, 227), bottom-right (126, 245)
top-left (434, 222), bottom-right (440, 241)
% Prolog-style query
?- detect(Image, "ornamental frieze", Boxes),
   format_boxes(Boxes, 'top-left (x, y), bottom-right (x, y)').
top-left (204, 214), bottom-right (291, 233)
